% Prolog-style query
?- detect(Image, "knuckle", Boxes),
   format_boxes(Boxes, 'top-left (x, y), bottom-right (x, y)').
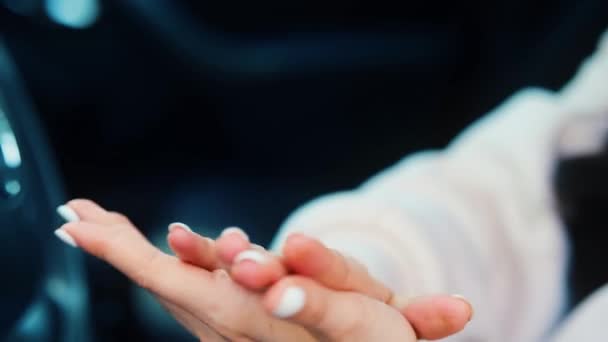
top-left (108, 211), bottom-right (131, 224)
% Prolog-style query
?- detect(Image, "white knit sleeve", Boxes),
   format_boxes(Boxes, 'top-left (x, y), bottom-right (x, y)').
top-left (272, 29), bottom-right (608, 342)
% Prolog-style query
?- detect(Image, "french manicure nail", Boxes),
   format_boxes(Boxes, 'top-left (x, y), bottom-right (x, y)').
top-left (56, 205), bottom-right (80, 223)
top-left (234, 250), bottom-right (267, 264)
top-left (54, 228), bottom-right (78, 248)
top-left (221, 227), bottom-right (249, 241)
top-left (273, 286), bottom-right (306, 318)
top-left (168, 222), bottom-right (193, 233)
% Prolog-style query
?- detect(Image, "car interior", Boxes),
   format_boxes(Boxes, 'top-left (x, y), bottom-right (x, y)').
top-left (1, 1), bottom-right (608, 340)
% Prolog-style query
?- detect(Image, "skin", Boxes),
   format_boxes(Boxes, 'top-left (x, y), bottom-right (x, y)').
top-left (57, 199), bottom-right (472, 341)
top-left (173, 225), bottom-right (473, 340)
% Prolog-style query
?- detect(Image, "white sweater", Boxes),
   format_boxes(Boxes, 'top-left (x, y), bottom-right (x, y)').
top-left (272, 30), bottom-right (608, 341)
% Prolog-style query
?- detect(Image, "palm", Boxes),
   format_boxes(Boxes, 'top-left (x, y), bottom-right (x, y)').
top-left (55, 200), bottom-right (467, 341)
top-left (153, 262), bottom-right (417, 341)
top-left (152, 263), bottom-right (315, 341)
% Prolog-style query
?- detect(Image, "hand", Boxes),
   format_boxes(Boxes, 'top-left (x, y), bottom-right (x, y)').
top-left (54, 199), bottom-right (456, 341)
top-left (169, 223), bottom-right (473, 340)
top-left (55, 199), bottom-right (314, 341)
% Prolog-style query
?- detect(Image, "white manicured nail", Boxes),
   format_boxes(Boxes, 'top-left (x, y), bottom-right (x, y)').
top-left (168, 222), bottom-right (192, 233)
top-left (56, 205), bottom-right (79, 222)
top-left (54, 229), bottom-right (77, 248)
top-left (221, 227), bottom-right (249, 241)
top-left (251, 243), bottom-right (265, 251)
top-left (234, 250), bottom-right (267, 264)
top-left (273, 286), bottom-right (306, 318)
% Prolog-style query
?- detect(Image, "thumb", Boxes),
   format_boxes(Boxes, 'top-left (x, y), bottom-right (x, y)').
top-left (398, 295), bottom-right (474, 340)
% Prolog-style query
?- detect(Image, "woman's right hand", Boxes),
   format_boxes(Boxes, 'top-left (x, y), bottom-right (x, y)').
top-left (55, 200), bottom-right (315, 341)
top-left (54, 199), bottom-right (453, 341)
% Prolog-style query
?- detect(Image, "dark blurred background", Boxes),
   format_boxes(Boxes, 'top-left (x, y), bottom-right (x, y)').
top-left (1, 0), bottom-right (607, 341)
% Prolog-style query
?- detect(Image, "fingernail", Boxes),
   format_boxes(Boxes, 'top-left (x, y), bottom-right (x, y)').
top-left (168, 222), bottom-right (193, 233)
top-left (56, 205), bottom-right (80, 223)
top-left (54, 228), bottom-right (78, 248)
top-left (251, 243), bottom-right (265, 251)
top-left (221, 227), bottom-right (249, 241)
top-left (273, 286), bottom-right (306, 318)
top-left (234, 250), bottom-right (267, 264)
top-left (451, 294), bottom-right (474, 321)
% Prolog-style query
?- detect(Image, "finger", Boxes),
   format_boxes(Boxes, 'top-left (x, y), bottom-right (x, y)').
top-left (230, 249), bottom-right (287, 290)
top-left (231, 252), bottom-right (472, 339)
top-left (399, 294), bottom-right (473, 340)
top-left (282, 234), bottom-right (473, 340)
top-left (167, 222), bottom-right (219, 270)
top-left (264, 276), bottom-right (415, 341)
top-left (60, 199), bottom-right (128, 225)
top-left (170, 224), bottom-right (286, 289)
top-left (55, 222), bottom-right (240, 330)
top-left (53, 222), bottom-right (313, 342)
top-left (214, 227), bottom-right (251, 264)
top-left (57, 220), bottom-right (177, 287)
top-left (282, 233), bottom-right (392, 303)
top-left (55, 221), bottom-right (219, 310)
